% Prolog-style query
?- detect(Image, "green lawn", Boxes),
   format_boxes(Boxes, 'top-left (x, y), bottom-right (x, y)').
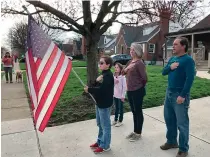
top-left (23, 66), bottom-right (210, 127)
top-left (19, 60), bottom-right (86, 71)
top-left (19, 63), bottom-right (26, 70)
top-left (72, 60), bottom-right (86, 67)
top-left (1, 64), bottom-right (4, 71)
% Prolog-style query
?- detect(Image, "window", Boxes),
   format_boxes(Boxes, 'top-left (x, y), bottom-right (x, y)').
top-left (148, 43), bottom-right (155, 53)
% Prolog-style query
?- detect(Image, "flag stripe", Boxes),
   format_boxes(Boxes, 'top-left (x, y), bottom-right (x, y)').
top-left (36, 58), bottom-right (42, 70)
top-left (38, 49), bottom-right (62, 103)
top-left (26, 51), bottom-right (38, 108)
top-left (36, 56), bottom-right (70, 130)
top-left (36, 42), bottom-right (55, 79)
top-left (34, 52), bottom-right (65, 123)
top-left (25, 62), bottom-right (35, 110)
top-left (28, 49), bottom-right (39, 96)
top-left (38, 46), bottom-right (58, 89)
top-left (39, 59), bottom-right (72, 132)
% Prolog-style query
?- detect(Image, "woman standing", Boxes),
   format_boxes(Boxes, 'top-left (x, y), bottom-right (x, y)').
top-left (122, 43), bottom-right (148, 142)
top-left (2, 52), bottom-right (14, 83)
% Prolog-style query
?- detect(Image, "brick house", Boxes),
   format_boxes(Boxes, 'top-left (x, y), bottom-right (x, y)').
top-left (115, 10), bottom-right (182, 65)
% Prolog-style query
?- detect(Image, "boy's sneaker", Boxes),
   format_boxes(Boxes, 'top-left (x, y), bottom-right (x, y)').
top-left (126, 132), bottom-right (135, 139)
top-left (93, 147), bottom-right (111, 153)
top-left (90, 143), bottom-right (99, 148)
top-left (111, 121), bottom-right (117, 126)
top-left (129, 134), bottom-right (141, 142)
top-left (115, 122), bottom-right (122, 127)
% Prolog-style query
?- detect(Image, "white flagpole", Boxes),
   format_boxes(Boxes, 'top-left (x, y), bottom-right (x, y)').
top-left (71, 68), bottom-right (97, 104)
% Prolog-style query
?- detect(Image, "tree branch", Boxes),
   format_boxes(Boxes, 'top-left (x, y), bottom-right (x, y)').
top-left (1, 8), bottom-right (47, 16)
top-left (36, 11), bottom-right (80, 34)
top-left (99, 4), bottom-right (119, 35)
top-left (26, 0), bottom-right (85, 34)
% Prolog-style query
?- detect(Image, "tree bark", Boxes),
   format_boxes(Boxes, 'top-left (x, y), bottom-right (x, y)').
top-left (86, 38), bottom-right (98, 86)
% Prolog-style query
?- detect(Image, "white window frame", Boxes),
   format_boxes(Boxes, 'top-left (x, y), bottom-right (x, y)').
top-left (148, 43), bottom-right (155, 53)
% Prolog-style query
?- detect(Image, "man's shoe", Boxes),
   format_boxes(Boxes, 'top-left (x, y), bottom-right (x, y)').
top-left (176, 151), bottom-right (188, 157)
top-left (160, 143), bottom-right (178, 150)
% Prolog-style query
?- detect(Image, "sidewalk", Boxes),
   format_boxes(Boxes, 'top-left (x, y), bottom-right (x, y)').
top-left (196, 71), bottom-right (210, 79)
top-left (37, 97), bottom-right (210, 157)
top-left (1, 62), bottom-right (40, 157)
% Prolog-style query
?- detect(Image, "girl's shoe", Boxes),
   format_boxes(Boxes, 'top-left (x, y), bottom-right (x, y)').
top-left (111, 121), bottom-right (117, 126)
top-left (115, 122), bottom-right (122, 127)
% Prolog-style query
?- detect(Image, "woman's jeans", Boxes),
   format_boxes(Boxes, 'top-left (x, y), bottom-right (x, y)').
top-left (96, 106), bottom-right (111, 149)
top-left (164, 88), bottom-right (190, 152)
top-left (114, 97), bottom-right (124, 122)
top-left (4, 67), bottom-right (12, 82)
top-left (127, 87), bottom-right (146, 134)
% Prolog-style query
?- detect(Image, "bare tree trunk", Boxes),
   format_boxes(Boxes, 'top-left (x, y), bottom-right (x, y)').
top-left (86, 39), bottom-right (98, 86)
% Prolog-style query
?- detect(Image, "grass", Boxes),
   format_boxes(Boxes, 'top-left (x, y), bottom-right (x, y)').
top-left (19, 63), bottom-right (26, 70)
top-left (19, 60), bottom-right (86, 71)
top-left (1, 64), bottom-right (3, 71)
top-left (72, 60), bottom-right (86, 67)
top-left (22, 65), bottom-right (210, 127)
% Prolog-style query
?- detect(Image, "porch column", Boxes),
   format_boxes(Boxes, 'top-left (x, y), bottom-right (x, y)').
top-left (208, 52), bottom-right (210, 69)
top-left (191, 34), bottom-right (196, 61)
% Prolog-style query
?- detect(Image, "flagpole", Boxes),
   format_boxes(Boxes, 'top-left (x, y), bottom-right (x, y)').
top-left (71, 68), bottom-right (97, 104)
top-left (22, 5), bottom-right (44, 157)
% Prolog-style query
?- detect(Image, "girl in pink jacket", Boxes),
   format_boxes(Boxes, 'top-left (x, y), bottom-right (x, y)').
top-left (112, 63), bottom-right (127, 127)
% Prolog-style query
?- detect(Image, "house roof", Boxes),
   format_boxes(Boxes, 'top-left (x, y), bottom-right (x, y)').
top-left (122, 22), bottom-right (160, 46)
top-left (192, 14), bottom-right (210, 29)
top-left (166, 14), bottom-right (210, 37)
top-left (135, 26), bottom-right (160, 43)
top-left (104, 38), bottom-right (116, 50)
top-left (98, 35), bottom-right (116, 48)
top-left (122, 25), bottom-right (142, 46)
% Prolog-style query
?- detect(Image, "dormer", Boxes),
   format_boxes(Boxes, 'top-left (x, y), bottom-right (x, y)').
top-left (104, 36), bottom-right (111, 44)
top-left (143, 25), bottom-right (159, 36)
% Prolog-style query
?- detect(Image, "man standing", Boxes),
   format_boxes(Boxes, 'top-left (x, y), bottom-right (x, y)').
top-left (161, 37), bottom-right (195, 157)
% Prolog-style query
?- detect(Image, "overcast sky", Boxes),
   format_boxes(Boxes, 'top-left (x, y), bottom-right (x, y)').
top-left (1, 0), bottom-right (210, 49)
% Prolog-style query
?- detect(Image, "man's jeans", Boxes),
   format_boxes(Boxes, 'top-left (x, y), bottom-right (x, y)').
top-left (96, 106), bottom-right (111, 149)
top-left (114, 97), bottom-right (124, 122)
top-left (164, 88), bottom-right (190, 152)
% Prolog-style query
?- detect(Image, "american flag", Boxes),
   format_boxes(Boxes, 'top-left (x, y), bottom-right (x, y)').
top-left (26, 16), bottom-right (72, 132)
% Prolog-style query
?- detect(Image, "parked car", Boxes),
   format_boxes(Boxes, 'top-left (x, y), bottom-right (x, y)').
top-left (111, 54), bottom-right (131, 65)
top-left (68, 56), bottom-right (73, 60)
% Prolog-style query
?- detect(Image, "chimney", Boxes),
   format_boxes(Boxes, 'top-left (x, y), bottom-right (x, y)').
top-left (158, 7), bottom-right (171, 58)
top-left (159, 8), bottom-right (171, 37)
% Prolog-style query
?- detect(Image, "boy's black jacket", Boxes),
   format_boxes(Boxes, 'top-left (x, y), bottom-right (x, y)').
top-left (88, 69), bottom-right (114, 108)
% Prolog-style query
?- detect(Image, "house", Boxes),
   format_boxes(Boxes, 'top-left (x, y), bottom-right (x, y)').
top-left (165, 14), bottom-right (210, 70)
top-left (115, 10), bottom-right (182, 65)
top-left (98, 35), bottom-right (117, 54)
top-left (62, 38), bottom-right (82, 57)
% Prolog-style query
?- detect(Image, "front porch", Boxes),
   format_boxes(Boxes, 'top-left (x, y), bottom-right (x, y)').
top-left (164, 28), bottom-right (210, 71)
